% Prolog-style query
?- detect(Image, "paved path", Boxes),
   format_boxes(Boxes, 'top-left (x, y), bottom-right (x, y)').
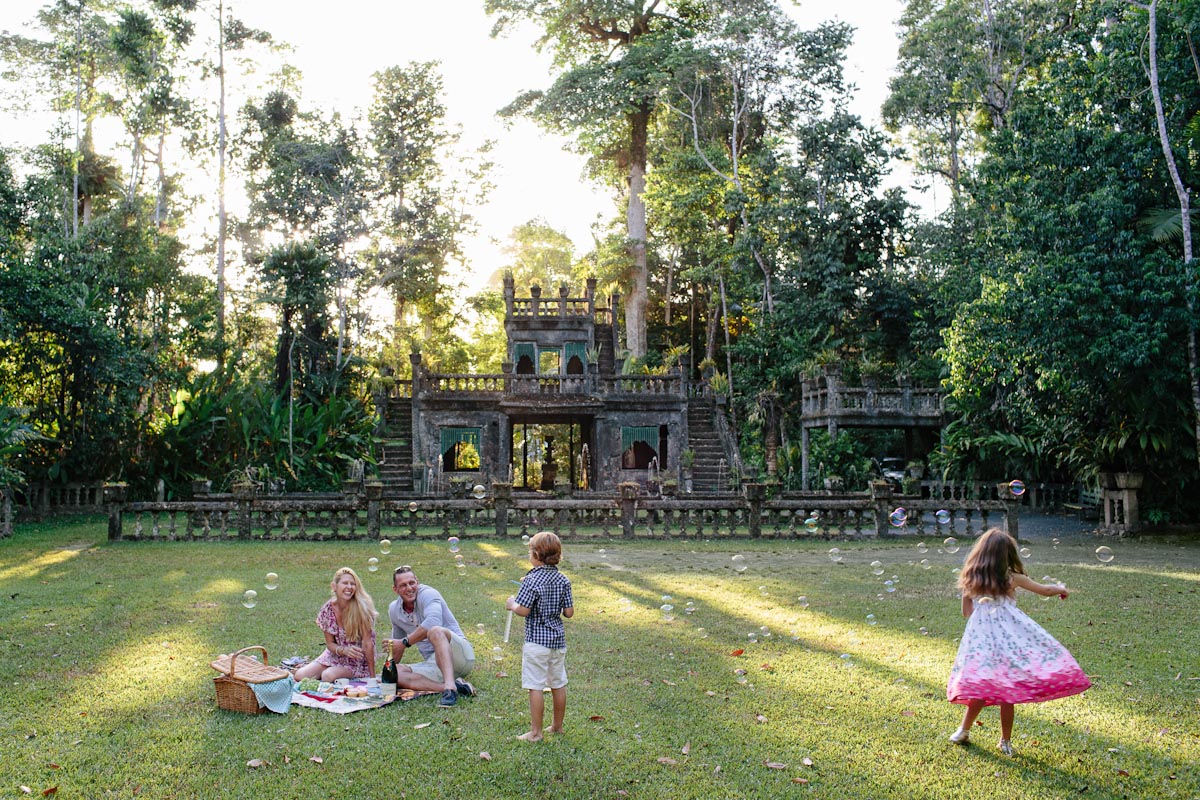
top-left (1014, 510), bottom-right (1102, 542)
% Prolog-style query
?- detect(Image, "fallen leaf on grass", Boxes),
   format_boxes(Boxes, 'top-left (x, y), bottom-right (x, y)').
top-left (1117, 769), bottom-right (1130, 777)
top-left (657, 757), bottom-right (678, 766)
top-left (705, 691), bottom-right (717, 697)
top-left (729, 649), bottom-right (744, 657)
top-left (308, 756), bottom-right (323, 764)
top-left (47, 764), bottom-right (60, 770)
top-left (802, 757), bottom-right (814, 767)
top-left (41, 788), bottom-right (57, 797)
top-left (792, 778), bottom-right (809, 784)
top-left (755, 714), bottom-right (767, 724)
top-left (479, 752), bottom-right (492, 761)
top-left (734, 669), bottom-right (747, 676)
top-left (759, 663), bottom-right (775, 672)
top-left (247, 759), bottom-right (266, 768)
top-left (589, 715), bottom-right (605, 722)
top-left (900, 711), bottom-right (916, 717)
top-left (682, 742), bottom-right (691, 755)
top-left (662, 679), bottom-right (676, 686)
top-left (283, 756), bottom-right (291, 765)
top-left (414, 722), bottom-right (431, 729)
top-left (764, 761), bottom-right (787, 769)
top-left (19, 787), bottom-right (31, 795)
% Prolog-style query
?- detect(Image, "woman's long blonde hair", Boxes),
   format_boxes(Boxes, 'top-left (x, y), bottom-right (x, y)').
top-left (958, 528), bottom-right (1025, 599)
top-left (330, 567), bottom-right (377, 644)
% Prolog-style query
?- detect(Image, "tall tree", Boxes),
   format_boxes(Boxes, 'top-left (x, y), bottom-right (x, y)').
top-left (486, 0), bottom-right (687, 358)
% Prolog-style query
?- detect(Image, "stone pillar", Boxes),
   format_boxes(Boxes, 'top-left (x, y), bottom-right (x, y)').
top-left (871, 481), bottom-right (893, 538)
top-left (744, 483), bottom-right (765, 538)
top-left (558, 283), bottom-right (569, 317)
top-left (801, 427), bottom-right (810, 491)
top-left (619, 482), bottom-right (640, 539)
top-left (531, 284), bottom-right (542, 318)
top-left (232, 480), bottom-right (256, 539)
top-left (996, 482), bottom-right (1019, 540)
top-left (366, 479), bottom-right (383, 540)
top-left (2, 485), bottom-right (13, 538)
top-left (104, 482), bottom-right (127, 541)
top-left (493, 481), bottom-right (512, 538)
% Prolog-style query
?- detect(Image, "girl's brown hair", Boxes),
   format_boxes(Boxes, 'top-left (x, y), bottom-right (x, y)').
top-left (330, 567), bottom-right (378, 644)
top-left (529, 530), bottom-right (562, 566)
top-left (957, 528), bottom-right (1025, 599)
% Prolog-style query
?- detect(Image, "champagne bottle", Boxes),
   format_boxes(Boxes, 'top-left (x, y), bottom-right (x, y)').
top-left (381, 652), bottom-right (396, 686)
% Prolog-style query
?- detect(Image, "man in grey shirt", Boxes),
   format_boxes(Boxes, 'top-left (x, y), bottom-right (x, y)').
top-left (387, 566), bottom-right (476, 707)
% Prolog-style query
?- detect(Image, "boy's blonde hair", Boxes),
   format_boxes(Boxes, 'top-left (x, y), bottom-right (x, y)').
top-left (529, 530), bottom-right (562, 566)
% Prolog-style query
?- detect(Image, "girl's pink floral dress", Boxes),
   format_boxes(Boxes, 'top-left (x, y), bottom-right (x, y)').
top-left (313, 600), bottom-right (375, 678)
top-left (948, 594), bottom-right (1090, 706)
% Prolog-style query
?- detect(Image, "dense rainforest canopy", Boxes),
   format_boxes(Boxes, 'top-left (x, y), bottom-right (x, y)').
top-left (1, 0), bottom-right (1198, 522)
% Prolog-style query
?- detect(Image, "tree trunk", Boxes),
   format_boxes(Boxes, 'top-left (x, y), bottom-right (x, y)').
top-left (216, 0), bottom-right (228, 369)
top-left (624, 106), bottom-right (650, 358)
top-left (1140, 0), bottom-right (1200, 468)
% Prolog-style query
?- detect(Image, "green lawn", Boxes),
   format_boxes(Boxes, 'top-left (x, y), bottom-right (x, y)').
top-left (1, 518), bottom-right (1197, 799)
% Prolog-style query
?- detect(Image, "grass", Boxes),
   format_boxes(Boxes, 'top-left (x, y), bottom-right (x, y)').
top-left (1, 517), bottom-right (1198, 799)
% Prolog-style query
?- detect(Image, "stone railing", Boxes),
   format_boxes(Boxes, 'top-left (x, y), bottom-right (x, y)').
top-left (419, 371), bottom-right (686, 399)
top-left (15, 481), bottom-right (107, 519)
top-left (108, 481), bottom-right (1018, 542)
top-left (426, 374), bottom-right (506, 394)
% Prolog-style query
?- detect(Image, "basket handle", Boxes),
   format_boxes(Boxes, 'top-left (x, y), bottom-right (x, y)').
top-left (228, 645), bottom-right (269, 678)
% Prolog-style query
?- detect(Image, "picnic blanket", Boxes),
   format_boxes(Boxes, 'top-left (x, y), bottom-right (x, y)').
top-left (290, 679), bottom-right (436, 714)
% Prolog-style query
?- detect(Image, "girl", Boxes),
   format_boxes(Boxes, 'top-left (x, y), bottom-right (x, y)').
top-left (947, 528), bottom-right (1090, 755)
top-left (294, 567), bottom-right (378, 681)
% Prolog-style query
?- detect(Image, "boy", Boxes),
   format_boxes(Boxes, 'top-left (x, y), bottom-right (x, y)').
top-left (506, 531), bottom-right (574, 742)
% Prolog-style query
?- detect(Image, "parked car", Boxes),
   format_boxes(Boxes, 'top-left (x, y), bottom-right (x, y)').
top-left (875, 457), bottom-right (906, 491)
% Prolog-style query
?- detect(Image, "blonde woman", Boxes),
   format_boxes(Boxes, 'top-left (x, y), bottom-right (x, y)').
top-left (295, 567), bottom-right (377, 681)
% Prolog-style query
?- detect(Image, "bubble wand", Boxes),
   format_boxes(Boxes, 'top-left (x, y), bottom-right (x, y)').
top-left (504, 579), bottom-right (521, 643)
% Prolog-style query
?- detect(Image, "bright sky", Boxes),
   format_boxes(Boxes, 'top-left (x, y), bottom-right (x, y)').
top-left (0, 1), bottom-right (910, 289)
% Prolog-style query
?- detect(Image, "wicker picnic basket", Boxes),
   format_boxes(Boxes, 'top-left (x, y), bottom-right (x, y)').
top-left (210, 646), bottom-right (290, 714)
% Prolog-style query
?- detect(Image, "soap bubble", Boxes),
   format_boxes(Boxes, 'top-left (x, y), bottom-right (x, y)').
top-left (919, 626), bottom-right (929, 636)
top-left (884, 579), bottom-right (896, 593)
top-left (1019, 546), bottom-right (1032, 559)
top-left (1041, 576), bottom-right (1057, 601)
top-left (521, 534), bottom-right (530, 544)
top-left (889, 507), bottom-right (908, 527)
top-left (1096, 545), bottom-right (1115, 564)
top-left (491, 645), bottom-right (503, 661)
top-left (379, 539), bottom-right (392, 555)
top-left (697, 627), bottom-right (708, 638)
top-left (1008, 479), bottom-right (1026, 497)
top-left (828, 547), bottom-right (843, 563)
top-left (916, 541), bottom-right (929, 554)
top-left (476, 623), bottom-right (486, 635)
top-left (747, 631), bottom-right (758, 643)
top-left (804, 515), bottom-right (820, 533)
top-left (408, 501), bottom-right (419, 513)
top-left (760, 625), bottom-right (771, 638)
top-left (660, 604), bottom-right (675, 621)
top-left (866, 613), bottom-right (877, 626)
top-left (472, 483), bottom-right (487, 500)
top-left (943, 537), bottom-right (960, 554)
top-left (598, 548), bottom-right (607, 558)
top-left (241, 589), bottom-right (258, 609)
top-left (447, 536), bottom-right (460, 553)
top-left (797, 596), bottom-right (810, 609)
top-left (935, 509), bottom-right (951, 525)
top-left (758, 585), bottom-right (769, 596)
top-left (684, 601), bottom-right (696, 614)
top-left (976, 595), bottom-right (993, 605)
top-left (870, 560), bottom-right (885, 576)
top-left (731, 554), bottom-right (747, 572)
top-left (1052, 537), bottom-right (1060, 549)
top-left (920, 558), bottom-right (930, 570)
top-left (264, 572), bottom-right (279, 591)
top-left (367, 557), bottom-right (379, 572)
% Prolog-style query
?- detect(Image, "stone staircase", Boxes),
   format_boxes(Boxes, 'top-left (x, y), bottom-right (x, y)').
top-left (686, 399), bottom-right (732, 493)
top-left (594, 322), bottom-right (616, 374)
top-left (378, 396), bottom-right (414, 497)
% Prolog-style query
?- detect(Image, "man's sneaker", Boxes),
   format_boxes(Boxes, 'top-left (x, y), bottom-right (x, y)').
top-left (454, 678), bottom-right (476, 698)
top-left (438, 689), bottom-right (458, 707)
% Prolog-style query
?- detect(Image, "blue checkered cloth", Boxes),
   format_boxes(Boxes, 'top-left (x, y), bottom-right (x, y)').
top-left (250, 675), bottom-right (297, 714)
top-left (515, 565), bottom-right (573, 649)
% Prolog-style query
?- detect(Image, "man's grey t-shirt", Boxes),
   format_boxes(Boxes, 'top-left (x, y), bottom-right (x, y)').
top-left (388, 585), bottom-right (466, 660)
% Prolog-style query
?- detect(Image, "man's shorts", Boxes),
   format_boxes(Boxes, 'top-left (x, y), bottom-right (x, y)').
top-left (521, 641), bottom-right (568, 690)
top-left (409, 629), bottom-right (475, 682)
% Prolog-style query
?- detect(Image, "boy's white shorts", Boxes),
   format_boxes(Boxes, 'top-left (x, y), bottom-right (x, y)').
top-left (521, 642), bottom-right (568, 690)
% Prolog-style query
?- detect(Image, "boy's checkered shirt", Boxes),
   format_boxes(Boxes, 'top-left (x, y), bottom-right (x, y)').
top-left (515, 565), bottom-right (573, 649)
